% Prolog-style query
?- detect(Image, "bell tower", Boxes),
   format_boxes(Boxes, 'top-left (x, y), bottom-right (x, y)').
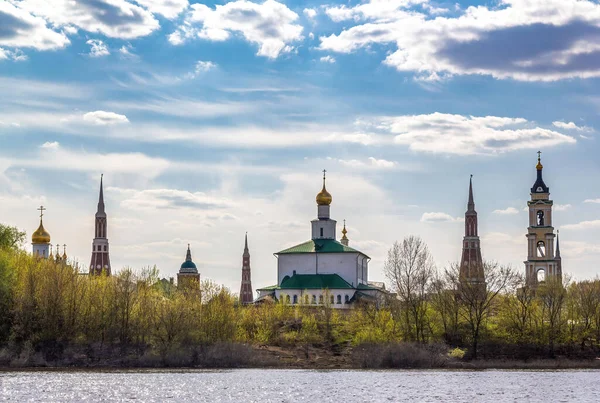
top-left (239, 233), bottom-right (254, 304)
top-left (90, 175), bottom-right (111, 276)
top-left (524, 152), bottom-right (561, 287)
top-left (460, 175), bottom-right (485, 287)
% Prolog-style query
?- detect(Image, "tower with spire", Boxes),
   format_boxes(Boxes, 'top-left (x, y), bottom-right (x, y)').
top-left (178, 244), bottom-right (200, 291)
top-left (239, 233), bottom-right (254, 304)
top-left (90, 175), bottom-right (111, 276)
top-left (524, 152), bottom-right (562, 287)
top-left (460, 176), bottom-right (485, 287)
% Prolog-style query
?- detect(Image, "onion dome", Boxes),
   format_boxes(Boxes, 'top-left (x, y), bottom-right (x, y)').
top-left (316, 170), bottom-right (332, 206)
top-left (62, 245), bottom-right (67, 261)
top-left (341, 221), bottom-right (348, 241)
top-left (179, 244), bottom-right (198, 274)
top-left (531, 151), bottom-right (549, 194)
top-left (32, 219), bottom-right (51, 244)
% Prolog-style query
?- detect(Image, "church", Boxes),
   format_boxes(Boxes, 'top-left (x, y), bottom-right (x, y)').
top-left (257, 172), bottom-right (388, 308)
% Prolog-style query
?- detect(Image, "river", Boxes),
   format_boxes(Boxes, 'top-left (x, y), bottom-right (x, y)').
top-left (1, 369), bottom-right (599, 402)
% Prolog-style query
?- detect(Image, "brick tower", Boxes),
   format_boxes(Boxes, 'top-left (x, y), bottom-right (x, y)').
top-left (90, 175), bottom-right (111, 275)
top-left (460, 175), bottom-right (485, 287)
top-left (239, 233), bottom-right (254, 304)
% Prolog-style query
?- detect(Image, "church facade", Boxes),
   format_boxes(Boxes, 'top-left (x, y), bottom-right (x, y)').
top-left (257, 172), bottom-right (387, 309)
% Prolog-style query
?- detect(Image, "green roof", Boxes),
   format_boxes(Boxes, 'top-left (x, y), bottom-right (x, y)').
top-left (357, 283), bottom-right (380, 290)
top-left (257, 284), bottom-right (278, 291)
top-left (279, 274), bottom-right (354, 289)
top-left (276, 239), bottom-right (367, 257)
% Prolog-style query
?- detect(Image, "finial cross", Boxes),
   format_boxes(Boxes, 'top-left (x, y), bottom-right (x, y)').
top-left (322, 169), bottom-right (327, 180)
top-left (470, 174), bottom-right (473, 179)
top-left (37, 205), bottom-right (46, 218)
top-left (537, 150), bottom-right (542, 159)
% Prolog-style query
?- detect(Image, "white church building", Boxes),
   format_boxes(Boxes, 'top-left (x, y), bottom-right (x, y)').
top-left (257, 172), bottom-right (388, 309)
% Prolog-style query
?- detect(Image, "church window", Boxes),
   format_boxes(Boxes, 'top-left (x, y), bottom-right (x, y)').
top-left (537, 269), bottom-right (546, 283)
top-left (320, 228), bottom-right (324, 237)
top-left (337, 295), bottom-right (342, 304)
top-left (319, 295), bottom-right (323, 304)
top-left (104, 245), bottom-right (107, 251)
top-left (537, 210), bottom-right (544, 226)
top-left (537, 241), bottom-right (546, 258)
top-left (344, 295), bottom-right (349, 303)
top-left (312, 295), bottom-right (317, 304)
top-left (293, 295), bottom-right (298, 304)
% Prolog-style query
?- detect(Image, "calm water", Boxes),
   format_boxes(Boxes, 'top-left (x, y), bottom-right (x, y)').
top-left (1, 369), bottom-right (599, 402)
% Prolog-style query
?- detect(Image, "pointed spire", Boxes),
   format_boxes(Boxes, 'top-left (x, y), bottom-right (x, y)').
top-left (97, 174), bottom-right (105, 215)
top-left (467, 175), bottom-right (475, 212)
top-left (556, 230), bottom-right (561, 258)
top-left (185, 243), bottom-right (192, 262)
top-left (244, 232), bottom-right (249, 252)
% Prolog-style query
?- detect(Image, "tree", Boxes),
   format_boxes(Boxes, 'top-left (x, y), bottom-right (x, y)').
top-left (538, 276), bottom-right (567, 357)
top-left (430, 265), bottom-right (462, 344)
top-left (384, 236), bottom-right (434, 343)
top-left (0, 224), bottom-right (26, 251)
top-left (448, 261), bottom-right (518, 359)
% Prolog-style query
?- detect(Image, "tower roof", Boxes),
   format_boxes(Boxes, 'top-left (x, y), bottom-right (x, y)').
top-left (32, 206), bottom-right (51, 244)
top-left (96, 174), bottom-right (106, 217)
top-left (180, 244), bottom-right (198, 273)
top-left (316, 170), bottom-right (332, 206)
top-left (531, 151), bottom-right (549, 194)
top-left (556, 230), bottom-right (561, 259)
top-left (467, 175), bottom-right (475, 212)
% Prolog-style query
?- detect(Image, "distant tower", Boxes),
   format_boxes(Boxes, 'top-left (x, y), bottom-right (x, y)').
top-left (178, 244), bottom-right (200, 291)
top-left (341, 220), bottom-right (349, 246)
top-left (312, 170), bottom-right (336, 240)
top-left (32, 205), bottom-right (51, 258)
top-left (239, 233), bottom-right (254, 304)
top-left (460, 175), bottom-right (485, 287)
top-left (525, 152), bottom-right (562, 286)
top-left (90, 175), bottom-right (111, 276)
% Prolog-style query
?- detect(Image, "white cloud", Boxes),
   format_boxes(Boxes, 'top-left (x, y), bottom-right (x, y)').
top-left (371, 112), bottom-right (576, 155)
top-left (112, 187), bottom-right (236, 211)
top-left (0, 2), bottom-right (70, 50)
top-left (170, 0), bottom-right (304, 58)
top-left (552, 121), bottom-right (591, 131)
top-left (420, 212), bottom-right (461, 223)
top-left (303, 8), bottom-right (317, 19)
top-left (320, 55), bottom-right (336, 63)
top-left (562, 220), bottom-right (600, 231)
top-left (320, 0), bottom-right (600, 81)
top-left (584, 199), bottom-right (600, 204)
top-left (329, 157), bottom-right (396, 169)
top-left (493, 207), bottom-right (520, 215)
top-left (40, 141), bottom-right (60, 150)
top-left (554, 204), bottom-right (572, 212)
top-left (185, 60), bottom-right (217, 78)
top-left (135, 0), bottom-right (189, 19)
top-left (17, 0), bottom-right (159, 39)
top-left (0, 48), bottom-right (28, 62)
top-left (86, 39), bottom-right (109, 57)
top-left (83, 111), bottom-right (129, 125)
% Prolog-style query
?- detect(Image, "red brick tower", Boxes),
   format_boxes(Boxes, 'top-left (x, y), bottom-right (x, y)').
top-left (460, 175), bottom-right (485, 286)
top-left (239, 233), bottom-right (254, 304)
top-left (89, 175), bottom-right (111, 276)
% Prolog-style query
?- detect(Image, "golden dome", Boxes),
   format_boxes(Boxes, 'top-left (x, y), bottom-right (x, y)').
top-left (32, 220), bottom-right (51, 244)
top-left (536, 151), bottom-right (543, 170)
top-left (316, 171), bottom-right (332, 206)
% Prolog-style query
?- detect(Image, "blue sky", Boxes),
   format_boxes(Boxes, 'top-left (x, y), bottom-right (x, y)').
top-left (1, 0), bottom-right (600, 291)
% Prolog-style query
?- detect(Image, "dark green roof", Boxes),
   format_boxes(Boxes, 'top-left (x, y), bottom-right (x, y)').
top-left (276, 239), bottom-right (367, 257)
top-left (257, 284), bottom-right (278, 291)
top-left (357, 283), bottom-right (380, 290)
top-left (279, 274), bottom-right (354, 289)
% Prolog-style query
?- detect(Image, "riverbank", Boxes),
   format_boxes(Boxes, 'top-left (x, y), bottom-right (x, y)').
top-left (2, 342), bottom-right (600, 371)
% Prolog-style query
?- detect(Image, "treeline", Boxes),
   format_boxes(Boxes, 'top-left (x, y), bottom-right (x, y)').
top-left (0, 226), bottom-right (599, 367)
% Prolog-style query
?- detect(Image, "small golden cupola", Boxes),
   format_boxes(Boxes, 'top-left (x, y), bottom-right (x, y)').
top-left (316, 170), bottom-right (332, 206)
top-left (341, 219), bottom-right (349, 246)
top-left (536, 151), bottom-right (543, 170)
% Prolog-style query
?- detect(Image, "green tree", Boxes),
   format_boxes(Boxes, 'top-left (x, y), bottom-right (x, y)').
top-left (0, 224), bottom-right (26, 251)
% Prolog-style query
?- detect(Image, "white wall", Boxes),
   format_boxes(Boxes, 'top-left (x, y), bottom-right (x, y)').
top-left (277, 252), bottom-right (369, 286)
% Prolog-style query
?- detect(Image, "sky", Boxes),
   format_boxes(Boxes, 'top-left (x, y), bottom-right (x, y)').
top-left (1, 0), bottom-right (600, 293)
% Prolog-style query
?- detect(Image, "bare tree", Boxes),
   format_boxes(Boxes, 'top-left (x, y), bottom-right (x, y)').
top-left (538, 276), bottom-right (568, 357)
top-left (447, 261), bottom-right (518, 359)
top-left (384, 236), bottom-right (435, 343)
top-left (430, 264), bottom-right (462, 344)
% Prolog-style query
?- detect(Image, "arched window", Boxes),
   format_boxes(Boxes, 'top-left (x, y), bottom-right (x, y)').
top-left (537, 210), bottom-right (544, 226)
top-left (537, 268), bottom-right (546, 283)
top-left (312, 295), bottom-right (317, 304)
top-left (537, 241), bottom-right (546, 258)
top-left (344, 295), bottom-right (349, 303)
top-left (293, 295), bottom-right (298, 304)
top-left (330, 295), bottom-right (334, 304)
top-left (337, 295), bottom-right (342, 304)
top-left (285, 295), bottom-right (291, 304)
top-left (319, 295), bottom-right (323, 304)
